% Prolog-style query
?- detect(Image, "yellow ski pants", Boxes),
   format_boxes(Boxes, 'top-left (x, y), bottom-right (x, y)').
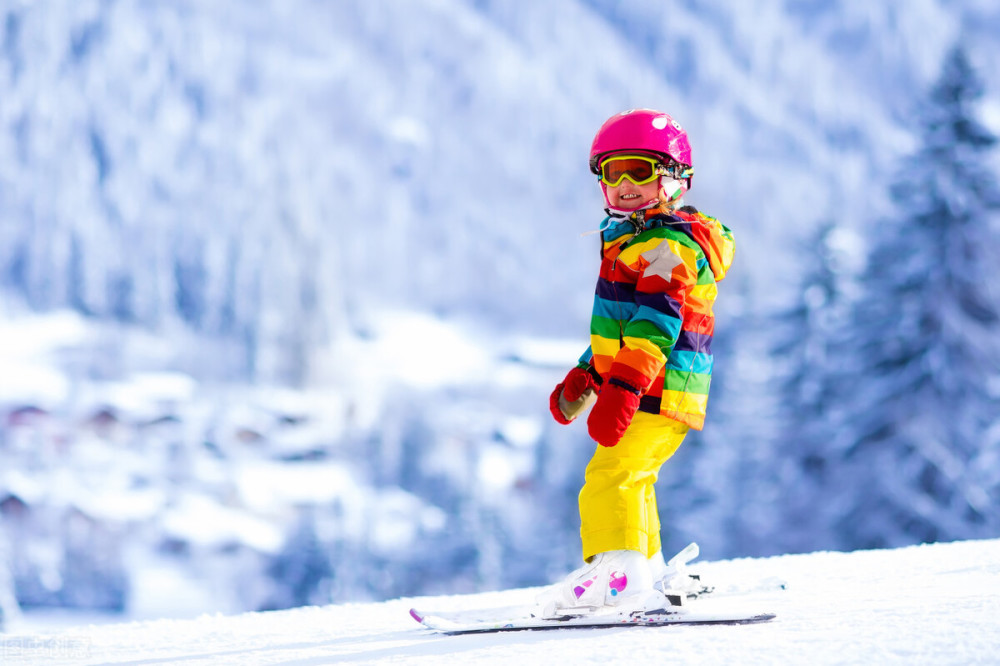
top-left (578, 412), bottom-right (689, 561)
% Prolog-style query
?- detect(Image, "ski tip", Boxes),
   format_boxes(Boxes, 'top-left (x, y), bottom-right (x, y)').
top-left (749, 612), bottom-right (777, 623)
top-left (409, 608), bottom-right (425, 623)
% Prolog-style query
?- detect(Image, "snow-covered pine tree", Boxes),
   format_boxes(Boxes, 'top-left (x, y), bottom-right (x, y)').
top-left (823, 46), bottom-right (1000, 549)
top-left (769, 221), bottom-right (863, 553)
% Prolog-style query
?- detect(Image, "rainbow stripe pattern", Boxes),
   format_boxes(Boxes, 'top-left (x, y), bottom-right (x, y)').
top-left (582, 206), bottom-right (734, 430)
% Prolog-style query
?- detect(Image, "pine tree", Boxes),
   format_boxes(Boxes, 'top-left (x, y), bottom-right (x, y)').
top-left (770, 221), bottom-right (862, 553)
top-left (823, 46), bottom-right (1000, 549)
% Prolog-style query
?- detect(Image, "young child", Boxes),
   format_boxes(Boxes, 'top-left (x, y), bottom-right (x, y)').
top-left (540, 108), bottom-right (735, 616)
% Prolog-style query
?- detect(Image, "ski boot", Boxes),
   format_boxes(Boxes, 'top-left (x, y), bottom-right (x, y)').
top-left (535, 549), bottom-right (662, 619)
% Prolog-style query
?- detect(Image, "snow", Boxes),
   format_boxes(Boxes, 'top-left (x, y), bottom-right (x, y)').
top-left (235, 461), bottom-right (359, 513)
top-left (0, 310), bottom-right (87, 404)
top-left (338, 311), bottom-right (494, 391)
top-left (160, 494), bottom-right (284, 555)
top-left (3, 538), bottom-right (999, 665)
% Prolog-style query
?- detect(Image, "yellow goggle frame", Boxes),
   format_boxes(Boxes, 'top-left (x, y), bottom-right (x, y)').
top-left (599, 155), bottom-right (666, 187)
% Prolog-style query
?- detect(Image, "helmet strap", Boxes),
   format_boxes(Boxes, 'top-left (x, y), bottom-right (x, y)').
top-left (659, 177), bottom-right (685, 207)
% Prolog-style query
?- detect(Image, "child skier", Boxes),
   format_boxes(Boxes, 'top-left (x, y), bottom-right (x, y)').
top-left (540, 108), bottom-right (735, 616)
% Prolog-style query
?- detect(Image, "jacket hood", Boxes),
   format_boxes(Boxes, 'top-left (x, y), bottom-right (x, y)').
top-left (671, 206), bottom-right (735, 281)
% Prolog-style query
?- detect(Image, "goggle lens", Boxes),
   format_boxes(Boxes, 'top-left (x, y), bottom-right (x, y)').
top-left (600, 156), bottom-right (659, 187)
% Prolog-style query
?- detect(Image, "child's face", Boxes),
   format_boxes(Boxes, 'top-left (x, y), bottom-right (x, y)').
top-left (605, 176), bottom-right (661, 210)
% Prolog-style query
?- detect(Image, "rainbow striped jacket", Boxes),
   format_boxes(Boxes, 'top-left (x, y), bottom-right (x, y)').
top-left (580, 204), bottom-right (734, 430)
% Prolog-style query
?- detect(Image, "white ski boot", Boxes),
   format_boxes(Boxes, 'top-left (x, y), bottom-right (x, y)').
top-left (535, 549), bottom-right (660, 619)
top-left (650, 542), bottom-right (714, 598)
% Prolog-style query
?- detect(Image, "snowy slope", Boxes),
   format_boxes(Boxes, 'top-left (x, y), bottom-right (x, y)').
top-left (3, 539), bottom-right (999, 665)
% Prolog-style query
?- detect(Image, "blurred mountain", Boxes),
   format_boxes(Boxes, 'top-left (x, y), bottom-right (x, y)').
top-left (2, 0), bottom-right (998, 384)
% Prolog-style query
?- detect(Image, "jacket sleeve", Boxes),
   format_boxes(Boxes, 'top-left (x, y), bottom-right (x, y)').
top-left (608, 236), bottom-right (699, 392)
top-left (575, 346), bottom-right (604, 382)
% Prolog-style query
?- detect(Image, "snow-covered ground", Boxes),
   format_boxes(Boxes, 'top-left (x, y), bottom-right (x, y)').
top-left (2, 538), bottom-right (998, 665)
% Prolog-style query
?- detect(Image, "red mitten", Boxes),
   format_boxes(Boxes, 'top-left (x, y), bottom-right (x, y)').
top-left (549, 366), bottom-right (600, 424)
top-left (587, 380), bottom-right (642, 447)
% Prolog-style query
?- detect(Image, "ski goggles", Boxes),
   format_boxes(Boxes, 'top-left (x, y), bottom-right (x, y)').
top-left (599, 155), bottom-right (663, 187)
top-left (599, 155), bottom-right (693, 187)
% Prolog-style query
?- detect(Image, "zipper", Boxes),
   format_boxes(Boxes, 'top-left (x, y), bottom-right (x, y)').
top-left (606, 210), bottom-right (646, 356)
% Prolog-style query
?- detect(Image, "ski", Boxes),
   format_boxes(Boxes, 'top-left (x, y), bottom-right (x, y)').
top-left (409, 543), bottom-right (782, 634)
top-left (409, 602), bottom-right (775, 634)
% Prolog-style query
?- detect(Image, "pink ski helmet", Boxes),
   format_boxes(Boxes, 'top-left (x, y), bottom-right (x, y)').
top-left (589, 109), bottom-right (694, 193)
